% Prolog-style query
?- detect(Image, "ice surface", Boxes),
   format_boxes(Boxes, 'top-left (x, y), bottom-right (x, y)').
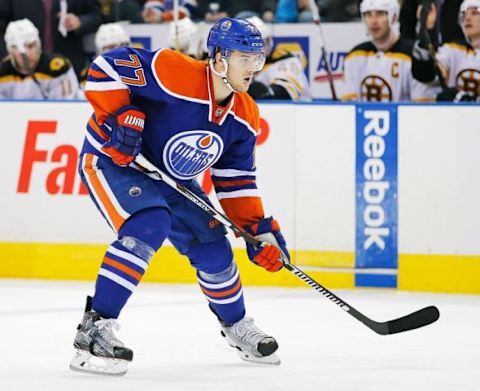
top-left (0, 279), bottom-right (478, 391)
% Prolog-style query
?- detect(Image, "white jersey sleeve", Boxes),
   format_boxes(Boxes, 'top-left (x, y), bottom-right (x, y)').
top-left (255, 55), bottom-right (312, 101)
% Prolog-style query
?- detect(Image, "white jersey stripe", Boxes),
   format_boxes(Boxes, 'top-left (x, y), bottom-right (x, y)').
top-left (85, 80), bottom-right (128, 91)
top-left (216, 189), bottom-right (260, 199)
top-left (211, 168), bottom-right (256, 177)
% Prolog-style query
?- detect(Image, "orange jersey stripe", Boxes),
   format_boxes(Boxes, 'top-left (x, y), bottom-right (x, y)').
top-left (88, 68), bottom-right (109, 79)
top-left (83, 154), bottom-right (126, 231)
top-left (85, 89), bottom-right (130, 124)
top-left (201, 280), bottom-right (242, 298)
top-left (103, 256), bottom-right (143, 281)
top-left (88, 117), bottom-right (109, 140)
top-left (219, 197), bottom-right (264, 228)
top-left (213, 179), bottom-right (256, 187)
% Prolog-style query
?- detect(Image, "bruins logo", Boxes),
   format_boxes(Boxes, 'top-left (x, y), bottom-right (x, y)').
top-left (50, 57), bottom-right (66, 71)
top-left (360, 75), bottom-right (393, 102)
top-left (456, 68), bottom-right (480, 98)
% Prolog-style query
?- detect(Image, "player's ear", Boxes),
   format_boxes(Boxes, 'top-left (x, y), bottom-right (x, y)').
top-left (214, 51), bottom-right (225, 70)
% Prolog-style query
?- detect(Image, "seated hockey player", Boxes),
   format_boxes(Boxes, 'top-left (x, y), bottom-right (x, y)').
top-left (95, 23), bottom-right (132, 55)
top-left (412, 0), bottom-right (480, 102)
top-left (167, 17), bottom-right (197, 54)
top-left (340, 0), bottom-right (438, 102)
top-left (245, 16), bottom-right (312, 101)
top-left (70, 17), bottom-right (290, 376)
top-left (0, 19), bottom-right (80, 100)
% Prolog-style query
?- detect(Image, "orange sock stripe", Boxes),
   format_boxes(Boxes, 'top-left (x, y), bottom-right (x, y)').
top-left (83, 154), bottom-right (126, 231)
top-left (200, 280), bottom-right (242, 298)
top-left (103, 256), bottom-right (143, 281)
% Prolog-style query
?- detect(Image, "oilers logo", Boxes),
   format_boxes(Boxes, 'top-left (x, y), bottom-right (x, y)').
top-left (163, 130), bottom-right (224, 180)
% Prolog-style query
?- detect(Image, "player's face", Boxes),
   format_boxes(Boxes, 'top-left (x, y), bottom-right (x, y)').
top-left (227, 51), bottom-right (265, 92)
top-left (9, 41), bottom-right (41, 74)
top-left (462, 7), bottom-right (480, 39)
top-left (363, 11), bottom-right (391, 40)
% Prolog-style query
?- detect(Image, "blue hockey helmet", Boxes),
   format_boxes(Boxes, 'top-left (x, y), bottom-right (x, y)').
top-left (206, 17), bottom-right (265, 59)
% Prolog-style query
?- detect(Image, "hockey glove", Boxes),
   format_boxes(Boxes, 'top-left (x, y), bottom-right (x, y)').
top-left (244, 217), bottom-right (290, 273)
top-left (436, 88), bottom-right (476, 103)
top-left (102, 105), bottom-right (146, 166)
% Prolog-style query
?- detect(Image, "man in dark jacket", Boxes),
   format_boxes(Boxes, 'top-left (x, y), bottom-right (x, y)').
top-left (0, 0), bottom-right (103, 79)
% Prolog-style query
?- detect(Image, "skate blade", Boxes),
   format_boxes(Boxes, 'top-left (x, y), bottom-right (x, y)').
top-left (70, 348), bottom-right (129, 376)
top-left (237, 350), bottom-right (281, 365)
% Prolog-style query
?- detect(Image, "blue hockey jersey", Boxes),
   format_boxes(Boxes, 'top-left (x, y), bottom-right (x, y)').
top-left (82, 47), bottom-right (265, 227)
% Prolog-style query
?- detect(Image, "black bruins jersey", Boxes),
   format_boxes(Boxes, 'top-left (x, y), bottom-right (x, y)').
top-left (340, 38), bottom-right (438, 102)
top-left (0, 52), bottom-right (81, 100)
top-left (437, 40), bottom-right (480, 100)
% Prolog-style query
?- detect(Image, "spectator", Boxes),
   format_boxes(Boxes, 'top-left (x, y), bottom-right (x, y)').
top-left (400, 0), bottom-right (464, 47)
top-left (275, 0), bottom-right (316, 23)
top-left (95, 23), bottom-right (131, 54)
top-left (197, 1), bottom-right (276, 22)
top-left (198, 0), bottom-right (231, 22)
top-left (246, 16), bottom-right (312, 100)
top-left (0, 19), bottom-right (80, 100)
top-left (167, 17), bottom-right (197, 53)
top-left (143, 0), bottom-right (200, 23)
top-left (0, 0), bottom-right (103, 80)
top-left (412, 0), bottom-right (480, 101)
top-left (340, 0), bottom-right (438, 101)
top-left (100, 0), bottom-right (145, 23)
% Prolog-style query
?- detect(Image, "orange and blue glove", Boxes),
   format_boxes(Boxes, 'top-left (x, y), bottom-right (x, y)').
top-left (244, 217), bottom-right (290, 273)
top-left (102, 105), bottom-right (146, 166)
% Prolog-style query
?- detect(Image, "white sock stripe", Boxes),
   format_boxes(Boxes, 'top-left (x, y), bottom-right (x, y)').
top-left (205, 289), bottom-right (243, 304)
top-left (107, 246), bottom-right (149, 271)
top-left (197, 269), bottom-right (239, 290)
top-left (98, 268), bottom-right (137, 292)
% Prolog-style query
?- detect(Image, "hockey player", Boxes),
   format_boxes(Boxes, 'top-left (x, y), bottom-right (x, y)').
top-left (0, 19), bottom-right (80, 100)
top-left (340, 0), bottom-right (438, 102)
top-left (95, 23), bottom-right (132, 55)
top-left (70, 17), bottom-right (290, 376)
top-left (412, 0), bottom-right (480, 101)
top-left (245, 16), bottom-right (312, 101)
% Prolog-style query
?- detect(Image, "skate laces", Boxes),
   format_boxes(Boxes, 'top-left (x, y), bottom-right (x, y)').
top-left (232, 317), bottom-right (266, 345)
top-left (95, 319), bottom-right (122, 345)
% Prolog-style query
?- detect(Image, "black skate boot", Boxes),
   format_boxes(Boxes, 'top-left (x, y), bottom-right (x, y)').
top-left (69, 296), bottom-right (133, 376)
top-left (221, 316), bottom-right (280, 365)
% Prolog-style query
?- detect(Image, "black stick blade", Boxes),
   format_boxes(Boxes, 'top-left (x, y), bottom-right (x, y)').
top-left (381, 305), bottom-right (440, 335)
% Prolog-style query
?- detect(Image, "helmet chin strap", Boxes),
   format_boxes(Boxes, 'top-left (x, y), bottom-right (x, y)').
top-left (209, 58), bottom-right (237, 93)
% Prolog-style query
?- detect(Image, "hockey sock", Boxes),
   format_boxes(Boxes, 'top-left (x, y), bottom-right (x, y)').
top-left (92, 208), bottom-right (170, 318)
top-left (197, 261), bottom-right (245, 325)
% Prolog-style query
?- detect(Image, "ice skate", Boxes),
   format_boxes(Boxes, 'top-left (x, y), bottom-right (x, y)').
top-left (70, 296), bottom-right (133, 376)
top-left (221, 316), bottom-right (280, 365)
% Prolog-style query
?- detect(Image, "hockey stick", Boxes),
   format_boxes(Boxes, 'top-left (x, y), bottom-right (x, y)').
top-left (308, 0), bottom-right (338, 100)
top-left (418, 0), bottom-right (448, 89)
top-left (131, 154), bottom-right (440, 335)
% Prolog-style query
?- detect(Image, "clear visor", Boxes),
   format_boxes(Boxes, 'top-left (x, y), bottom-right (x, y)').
top-left (459, 6), bottom-right (480, 23)
top-left (227, 52), bottom-right (266, 72)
